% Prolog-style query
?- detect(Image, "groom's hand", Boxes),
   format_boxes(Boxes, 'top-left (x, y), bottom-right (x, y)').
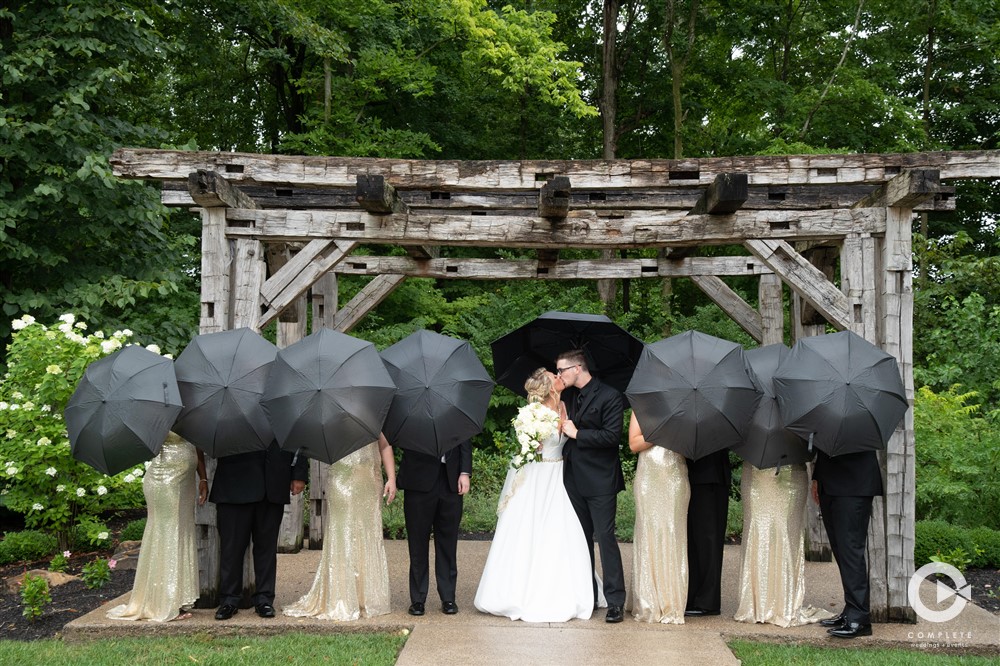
top-left (457, 473), bottom-right (470, 495)
top-left (562, 419), bottom-right (578, 439)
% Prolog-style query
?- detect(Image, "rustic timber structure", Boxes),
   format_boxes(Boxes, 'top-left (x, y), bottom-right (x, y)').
top-left (112, 148), bottom-right (1000, 622)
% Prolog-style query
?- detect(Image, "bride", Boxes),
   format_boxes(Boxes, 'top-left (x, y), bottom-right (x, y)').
top-left (474, 367), bottom-right (597, 623)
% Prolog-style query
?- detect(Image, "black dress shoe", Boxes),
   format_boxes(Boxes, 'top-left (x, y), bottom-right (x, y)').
top-left (684, 608), bottom-right (720, 617)
top-left (215, 604), bottom-right (238, 621)
top-left (819, 614), bottom-right (846, 628)
top-left (408, 602), bottom-right (425, 616)
top-left (829, 622), bottom-right (872, 638)
top-left (442, 601), bottom-right (459, 614)
top-left (605, 605), bottom-right (624, 623)
top-left (255, 603), bottom-right (276, 618)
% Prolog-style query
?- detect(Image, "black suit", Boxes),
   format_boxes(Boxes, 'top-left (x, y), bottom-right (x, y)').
top-left (685, 449), bottom-right (731, 613)
top-left (210, 441), bottom-right (308, 607)
top-left (562, 378), bottom-right (626, 607)
top-left (397, 441), bottom-right (472, 604)
top-left (813, 449), bottom-right (883, 625)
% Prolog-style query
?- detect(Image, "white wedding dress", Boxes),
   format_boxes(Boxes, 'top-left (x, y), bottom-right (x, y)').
top-left (474, 429), bottom-right (596, 622)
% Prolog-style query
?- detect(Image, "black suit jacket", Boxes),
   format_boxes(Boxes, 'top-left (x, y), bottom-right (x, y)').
top-left (686, 449), bottom-right (732, 486)
top-left (397, 441), bottom-right (472, 493)
top-left (812, 450), bottom-right (883, 497)
top-left (209, 441), bottom-right (309, 505)
top-left (564, 377), bottom-right (625, 497)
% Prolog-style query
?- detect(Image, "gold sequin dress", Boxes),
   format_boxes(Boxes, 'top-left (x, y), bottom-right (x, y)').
top-left (107, 433), bottom-right (199, 622)
top-left (283, 441), bottom-right (389, 620)
top-left (734, 462), bottom-right (833, 627)
top-left (630, 445), bottom-right (689, 624)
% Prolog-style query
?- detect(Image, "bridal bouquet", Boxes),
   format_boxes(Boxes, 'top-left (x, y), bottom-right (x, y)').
top-left (508, 402), bottom-right (561, 469)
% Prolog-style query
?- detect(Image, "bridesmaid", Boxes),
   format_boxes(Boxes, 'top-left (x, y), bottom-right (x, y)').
top-left (283, 433), bottom-right (396, 621)
top-left (628, 412), bottom-right (689, 624)
top-left (107, 431), bottom-right (207, 622)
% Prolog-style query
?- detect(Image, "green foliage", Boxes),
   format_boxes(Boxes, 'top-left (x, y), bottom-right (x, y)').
top-left (0, 530), bottom-right (58, 566)
top-left (19, 572), bottom-right (52, 622)
top-left (968, 527), bottom-right (1000, 569)
top-left (930, 547), bottom-right (973, 574)
top-left (80, 558), bottom-right (113, 590)
top-left (729, 638), bottom-right (1000, 665)
top-left (913, 386), bottom-right (1000, 529)
top-left (0, 316), bottom-right (149, 548)
top-left (47, 550), bottom-right (70, 574)
top-left (914, 520), bottom-right (975, 569)
top-left (727, 498), bottom-right (744, 541)
top-left (119, 518), bottom-right (147, 543)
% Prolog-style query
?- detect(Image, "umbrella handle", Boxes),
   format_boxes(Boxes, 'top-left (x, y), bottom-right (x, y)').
top-left (291, 448), bottom-right (301, 466)
top-left (807, 432), bottom-right (814, 453)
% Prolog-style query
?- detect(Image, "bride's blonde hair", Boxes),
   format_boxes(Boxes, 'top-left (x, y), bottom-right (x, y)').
top-left (524, 367), bottom-right (553, 404)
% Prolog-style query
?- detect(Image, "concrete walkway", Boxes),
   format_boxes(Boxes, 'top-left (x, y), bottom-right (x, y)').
top-left (64, 541), bottom-right (1000, 664)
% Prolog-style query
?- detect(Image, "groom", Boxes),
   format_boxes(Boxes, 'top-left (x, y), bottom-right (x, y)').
top-left (556, 350), bottom-right (627, 623)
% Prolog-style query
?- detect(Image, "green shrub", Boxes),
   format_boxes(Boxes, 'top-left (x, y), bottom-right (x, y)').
top-left (616, 484), bottom-right (635, 542)
top-left (968, 526), bottom-right (1000, 568)
top-left (119, 518), bottom-right (147, 542)
top-left (19, 572), bottom-right (51, 622)
top-left (727, 497), bottom-right (744, 539)
top-left (0, 530), bottom-right (58, 565)
top-left (81, 558), bottom-right (113, 589)
top-left (914, 520), bottom-right (975, 568)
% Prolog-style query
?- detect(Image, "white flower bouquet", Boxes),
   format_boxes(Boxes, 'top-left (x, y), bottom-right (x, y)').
top-left (508, 402), bottom-right (561, 469)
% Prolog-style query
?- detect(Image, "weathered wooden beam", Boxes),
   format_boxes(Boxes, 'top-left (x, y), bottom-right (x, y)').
top-left (758, 274), bottom-right (784, 346)
top-left (114, 148), bottom-right (1000, 190)
top-left (689, 173), bottom-right (749, 215)
top-left (257, 239), bottom-right (356, 328)
top-left (330, 255), bottom-right (773, 279)
top-left (798, 246), bottom-right (839, 326)
top-left (690, 275), bottom-right (762, 343)
top-left (538, 176), bottom-right (571, 218)
top-left (224, 208), bottom-right (887, 248)
top-left (355, 174), bottom-right (407, 214)
top-left (744, 238), bottom-right (852, 330)
top-left (330, 274), bottom-right (407, 333)
top-left (852, 169), bottom-right (940, 209)
top-left (188, 169), bottom-right (257, 209)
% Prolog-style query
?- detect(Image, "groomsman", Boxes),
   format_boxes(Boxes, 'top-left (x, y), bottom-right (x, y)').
top-left (557, 350), bottom-right (627, 623)
top-left (398, 441), bottom-right (472, 615)
top-left (685, 449), bottom-right (730, 617)
top-left (211, 441), bottom-right (308, 620)
top-left (812, 449), bottom-right (882, 638)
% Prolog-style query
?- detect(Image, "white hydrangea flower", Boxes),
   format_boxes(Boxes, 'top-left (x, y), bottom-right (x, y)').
top-left (0, 402), bottom-right (7, 410)
top-left (164, 353), bottom-right (174, 360)
top-left (37, 436), bottom-right (51, 446)
top-left (136, 466), bottom-right (146, 475)
top-left (96, 485), bottom-right (108, 496)
top-left (44, 330), bottom-right (57, 340)
top-left (74, 321), bottom-right (87, 330)
top-left (32, 503), bottom-right (44, 511)
top-left (101, 339), bottom-right (122, 354)
top-left (22, 401), bottom-right (34, 411)
top-left (45, 467), bottom-right (57, 476)
top-left (123, 474), bottom-right (135, 483)
top-left (11, 319), bottom-right (27, 331)
top-left (56, 484), bottom-right (65, 492)
top-left (9, 404), bottom-right (19, 411)
top-left (5, 430), bottom-right (16, 439)
top-left (5, 466), bottom-right (17, 475)
top-left (45, 364), bottom-right (63, 375)
top-left (57, 322), bottom-right (73, 334)
top-left (76, 487), bottom-right (86, 497)
top-left (40, 405), bottom-right (51, 412)
top-left (94, 330), bottom-right (104, 339)
top-left (145, 344), bottom-right (161, 354)
top-left (58, 313), bottom-right (75, 324)
top-left (122, 329), bottom-right (133, 337)
top-left (11, 392), bottom-right (22, 400)
top-left (97, 531), bottom-right (109, 541)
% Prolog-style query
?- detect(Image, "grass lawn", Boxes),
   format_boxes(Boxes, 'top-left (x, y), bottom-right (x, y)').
top-left (0, 632), bottom-right (407, 665)
top-left (729, 640), bottom-right (998, 665)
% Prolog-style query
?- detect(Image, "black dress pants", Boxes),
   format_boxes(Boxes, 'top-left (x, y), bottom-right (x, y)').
top-left (403, 464), bottom-right (463, 604)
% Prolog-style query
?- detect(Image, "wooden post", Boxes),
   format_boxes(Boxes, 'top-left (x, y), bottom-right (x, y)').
top-left (758, 273), bottom-right (783, 345)
top-left (307, 272), bottom-right (339, 549)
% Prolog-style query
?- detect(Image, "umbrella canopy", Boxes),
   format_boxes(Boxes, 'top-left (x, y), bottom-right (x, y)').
top-left (380, 330), bottom-right (494, 456)
top-left (626, 330), bottom-right (762, 461)
top-left (260, 328), bottom-right (396, 464)
top-left (65, 345), bottom-right (183, 475)
top-left (730, 344), bottom-right (812, 469)
top-left (491, 311), bottom-right (644, 396)
top-left (773, 330), bottom-right (908, 456)
top-left (172, 328), bottom-right (277, 457)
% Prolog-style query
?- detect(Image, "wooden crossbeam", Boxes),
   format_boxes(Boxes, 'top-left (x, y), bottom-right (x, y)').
top-left (853, 169), bottom-right (940, 208)
top-left (355, 174), bottom-right (407, 214)
top-left (538, 176), bottom-right (571, 218)
top-left (258, 239), bottom-right (357, 328)
top-left (331, 255), bottom-right (773, 279)
top-left (115, 148), bottom-right (1000, 190)
top-left (224, 208), bottom-right (886, 248)
top-left (689, 173), bottom-right (749, 215)
top-left (690, 275), bottom-right (762, 342)
top-left (330, 274), bottom-right (406, 332)
top-left (744, 239), bottom-right (852, 330)
top-left (188, 169), bottom-right (257, 209)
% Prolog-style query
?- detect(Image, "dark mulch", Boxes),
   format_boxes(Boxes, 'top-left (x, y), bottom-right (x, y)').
top-left (965, 567), bottom-right (1000, 614)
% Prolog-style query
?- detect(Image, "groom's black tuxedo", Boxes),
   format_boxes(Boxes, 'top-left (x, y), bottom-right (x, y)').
top-left (685, 449), bottom-right (731, 614)
top-left (562, 377), bottom-right (626, 607)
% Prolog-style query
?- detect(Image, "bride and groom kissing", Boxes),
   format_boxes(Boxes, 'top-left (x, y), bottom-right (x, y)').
top-left (475, 349), bottom-right (627, 623)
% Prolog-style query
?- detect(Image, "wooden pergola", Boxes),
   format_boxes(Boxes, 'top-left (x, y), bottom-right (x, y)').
top-left (112, 147), bottom-right (1000, 621)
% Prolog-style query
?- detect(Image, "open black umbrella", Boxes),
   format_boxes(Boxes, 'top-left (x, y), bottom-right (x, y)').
top-left (626, 330), bottom-right (761, 461)
top-left (380, 330), bottom-right (494, 456)
top-left (773, 330), bottom-right (908, 457)
top-left (172, 327), bottom-right (277, 457)
top-left (260, 328), bottom-right (397, 464)
top-left (65, 345), bottom-right (183, 475)
top-left (491, 311), bottom-right (644, 396)
top-left (730, 344), bottom-right (811, 470)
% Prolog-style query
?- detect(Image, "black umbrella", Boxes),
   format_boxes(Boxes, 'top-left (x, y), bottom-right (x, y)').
top-left (730, 344), bottom-right (812, 470)
top-left (626, 330), bottom-right (762, 461)
top-left (773, 330), bottom-right (908, 457)
top-left (490, 311), bottom-right (644, 396)
top-left (172, 327), bottom-right (277, 457)
top-left (380, 330), bottom-right (494, 456)
top-left (65, 345), bottom-right (183, 475)
top-left (260, 328), bottom-right (396, 464)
